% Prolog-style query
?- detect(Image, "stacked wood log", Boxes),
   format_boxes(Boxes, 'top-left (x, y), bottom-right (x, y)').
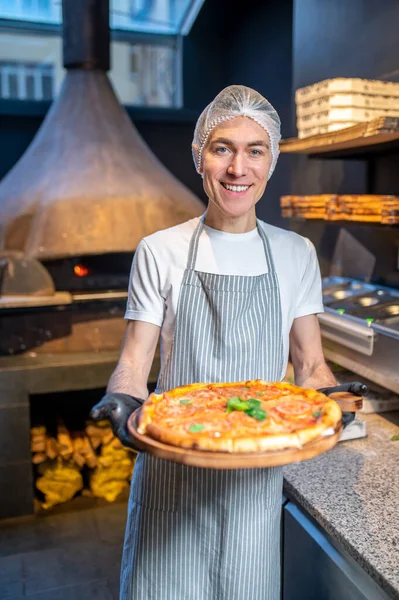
top-left (280, 195), bottom-right (338, 220)
top-left (280, 194), bottom-right (399, 223)
top-left (35, 461), bottom-right (84, 511)
top-left (31, 420), bottom-right (136, 509)
top-left (89, 435), bottom-right (134, 503)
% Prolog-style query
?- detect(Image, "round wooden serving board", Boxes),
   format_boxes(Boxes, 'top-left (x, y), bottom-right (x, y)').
top-left (127, 409), bottom-right (343, 470)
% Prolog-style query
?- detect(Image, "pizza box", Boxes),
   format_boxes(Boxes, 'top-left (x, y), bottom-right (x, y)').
top-left (298, 123), bottom-right (357, 138)
top-left (295, 78), bottom-right (399, 104)
top-left (296, 93), bottom-right (399, 116)
top-left (297, 107), bottom-right (399, 129)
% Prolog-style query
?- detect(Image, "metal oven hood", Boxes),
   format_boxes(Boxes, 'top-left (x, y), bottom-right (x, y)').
top-left (0, 0), bottom-right (203, 260)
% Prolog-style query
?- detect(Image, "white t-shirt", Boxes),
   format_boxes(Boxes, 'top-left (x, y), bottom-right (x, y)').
top-left (125, 216), bottom-right (324, 379)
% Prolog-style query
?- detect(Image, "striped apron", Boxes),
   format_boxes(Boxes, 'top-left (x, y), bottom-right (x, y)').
top-left (120, 218), bottom-right (284, 600)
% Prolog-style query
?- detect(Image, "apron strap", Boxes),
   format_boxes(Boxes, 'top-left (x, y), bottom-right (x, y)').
top-left (186, 217), bottom-right (205, 270)
top-left (256, 219), bottom-right (278, 273)
top-left (186, 215), bottom-right (277, 272)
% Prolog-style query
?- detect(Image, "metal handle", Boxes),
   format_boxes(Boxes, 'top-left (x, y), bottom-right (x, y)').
top-left (318, 312), bottom-right (375, 356)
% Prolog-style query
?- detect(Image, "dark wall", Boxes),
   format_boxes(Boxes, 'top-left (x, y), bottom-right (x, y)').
top-left (221, 0), bottom-right (294, 227)
top-left (184, 0), bottom-right (294, 226)
top-left (182, 0), bottom-right (227, 112)
top-left (0, 112), bottom-right (40, 182)
top-left (291, 0), bottom-right (399, 287)
top-left (133, 118), bottom-right (205, 201)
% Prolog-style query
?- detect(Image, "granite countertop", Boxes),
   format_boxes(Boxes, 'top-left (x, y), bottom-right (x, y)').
top-left (284, 410), bottom-right (399, 598)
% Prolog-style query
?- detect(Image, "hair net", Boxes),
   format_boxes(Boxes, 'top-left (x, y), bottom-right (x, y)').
top-left (192, 85), bottom-right (281, 180)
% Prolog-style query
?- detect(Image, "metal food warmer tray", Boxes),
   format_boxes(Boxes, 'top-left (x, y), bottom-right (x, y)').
top-left (319, 276), bottom-right (399, 394)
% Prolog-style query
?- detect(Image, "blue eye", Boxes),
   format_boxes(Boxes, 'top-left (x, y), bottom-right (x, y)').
top-left (250, 149), bottom-right (262, 156)
top-left (215, 146), bottom-right (228, 154)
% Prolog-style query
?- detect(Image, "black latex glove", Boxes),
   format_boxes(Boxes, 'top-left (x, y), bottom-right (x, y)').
top-left (317, 381), bottom-right (368, 428)
top-left (90, 392), bottom-right (145, 449)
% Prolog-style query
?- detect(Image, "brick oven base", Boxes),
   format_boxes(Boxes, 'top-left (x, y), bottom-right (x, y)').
top-left (0, 351), bottom-right (160, 519)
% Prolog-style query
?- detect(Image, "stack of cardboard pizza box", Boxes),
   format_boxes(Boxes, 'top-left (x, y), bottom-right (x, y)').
top-left (295, 77), bottom-right (399, 139)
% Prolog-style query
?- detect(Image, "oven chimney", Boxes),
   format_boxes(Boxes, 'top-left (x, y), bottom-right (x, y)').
top-left (62, 0), bottom-right (110, 71)
top-left (0, 0), bottom-right (203, 260)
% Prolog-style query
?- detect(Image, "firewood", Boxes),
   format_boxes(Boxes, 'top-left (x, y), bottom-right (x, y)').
top-left (57, 425), bottom-right (73, 459)
top-left (81, 436), bottom-right (98, 468)
top-left (72, 436), bottom-right (86, 468)
top-left (46, 437), bottom-right (58, 460)
top-left (31, 439), bottom-right (46, 453)
top-left (32, 452), bottom-right (47, 464)
top-left (85, 419), bottom-right (113, 446)
top-left (85, 423), bottom-right (100, 437)
top-left (31, 426), bottom-right (47, 453)
top-left (35, 460), bottom-right (83, 509)
top-left (73, 451), bottom-right (86, 469)
top-left (89, 435), bottom-right (102, 449)
top-left (101, 428), bottom-right (114, 445)
top-left (31, 426), bottom-right (46, 437)
top-left (109, 437), bottom-right (123, 449)
top-left (86, 419), bottom-right (109, 433)
top-left (85, 420), bottom-right (111, 448)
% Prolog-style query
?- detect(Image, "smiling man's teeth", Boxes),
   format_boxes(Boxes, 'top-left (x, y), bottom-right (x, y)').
top-left (222, 183), bottom-right (250, 192)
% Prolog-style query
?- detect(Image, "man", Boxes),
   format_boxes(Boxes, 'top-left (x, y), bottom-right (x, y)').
top-left (92, 85), bottom-right (337, 599)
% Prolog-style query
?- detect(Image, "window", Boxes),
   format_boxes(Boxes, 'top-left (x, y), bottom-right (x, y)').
top-left (130, 45), bottom-right (140, 79)
top-left (0, 0), bottom-right (205, 108)
top-left (0, 62), bottom-right (54, 100)
top-left (111, 0), bottom-right (206, 35)
top-left (128, 42), bottom-right (180, 107)
top-left (0, 1), bottom-right (206, 33)
top-left (23, 0), bottom-right (51, 17)
top-left (0, 0), bottom-right (59, 22)
top-left (130, 0), bottom-right (153, 19)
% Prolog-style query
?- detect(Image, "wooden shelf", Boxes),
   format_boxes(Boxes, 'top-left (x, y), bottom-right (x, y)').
top-left (283, 218), bottom-right (399, 227)
top-left (280, 117), bottom-right (399, 159)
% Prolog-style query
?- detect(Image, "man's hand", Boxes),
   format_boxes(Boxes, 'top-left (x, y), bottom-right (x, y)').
top-left (90, 393), bottom-right (145, 449)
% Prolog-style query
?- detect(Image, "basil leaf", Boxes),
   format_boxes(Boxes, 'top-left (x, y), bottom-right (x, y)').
top-left (312, 410), bottom-right (322, 418)
top-left (245, 406), bottom-right (257, 417)
top-left (226, 397), bottom-right (267, 421)
top-left (246, 408), bottom-right (267, 421)
top-left (179, 399), bottom-right (192, 405)
top-left (246, 399), bottom-right (261, 409)
top-left (189, 424), bottom-right (204, 432)
top-left (391, 434), bottom-right (399, 441)
top-left (226, 397), bottom-right (249, 413)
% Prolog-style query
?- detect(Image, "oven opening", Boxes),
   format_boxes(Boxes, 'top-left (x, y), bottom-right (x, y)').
top-left (43, 252), bottom-right (134, 292)
top-left (29, 388), bottom-right (137, 513)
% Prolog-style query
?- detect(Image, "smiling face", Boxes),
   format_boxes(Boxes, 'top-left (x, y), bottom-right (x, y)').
top-left (199, 116), bottom-right (272, 229)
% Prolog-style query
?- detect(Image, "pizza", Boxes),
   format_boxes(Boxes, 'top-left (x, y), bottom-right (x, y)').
top-left (137, 380), bottom-right (342, 453)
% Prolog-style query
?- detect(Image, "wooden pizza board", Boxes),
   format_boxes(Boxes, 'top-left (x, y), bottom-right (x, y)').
top-left (328, 392), bottom-right (363, 412)
top-left (127, 409), bottom-right (343, 470)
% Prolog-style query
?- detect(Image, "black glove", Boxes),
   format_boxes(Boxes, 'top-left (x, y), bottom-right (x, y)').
top-left (317, 381), bottom-right (368, 428)
top-left (90, 392), bottom-right (145, 449)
